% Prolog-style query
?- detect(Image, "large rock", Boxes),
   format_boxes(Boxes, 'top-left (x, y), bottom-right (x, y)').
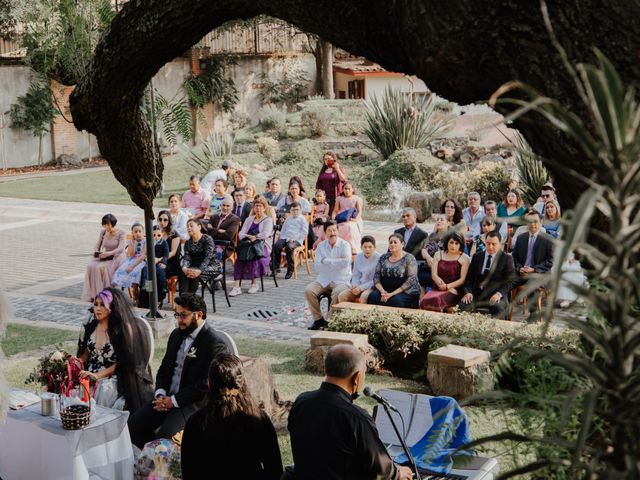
top-left (304, 331), bottom-right (381, 374)
top-left (404, 192), bottom-right (431, 223)
top-left (427, 345), bottom-right (494, 400)
top-left (56, 154), bottom-right (82, 166)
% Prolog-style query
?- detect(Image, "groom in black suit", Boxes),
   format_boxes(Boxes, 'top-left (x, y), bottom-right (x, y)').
top-left (128, 293), bottom-right (231, 448)
top-left (460, 231), bottom-right (515, 318)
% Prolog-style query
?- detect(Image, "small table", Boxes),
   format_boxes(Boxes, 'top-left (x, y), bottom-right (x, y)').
top-left (0, 397), bottom-right (134, 480)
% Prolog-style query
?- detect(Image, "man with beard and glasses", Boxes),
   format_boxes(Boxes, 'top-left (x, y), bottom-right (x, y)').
top-left (128, 293), bottom-right (232, 448)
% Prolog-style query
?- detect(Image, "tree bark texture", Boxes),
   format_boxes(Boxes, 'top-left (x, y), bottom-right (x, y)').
top-left (320, 39), bottom-right (334, 99)
top-left (71, 0), bottom-right (640, 214)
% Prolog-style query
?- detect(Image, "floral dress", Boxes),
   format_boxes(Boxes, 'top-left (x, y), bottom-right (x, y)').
top-left (86, 330), bottom-right (117, 373)
top-left (112, 239), bottom-right (146, 288)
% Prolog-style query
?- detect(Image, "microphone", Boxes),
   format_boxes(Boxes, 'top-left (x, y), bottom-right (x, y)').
top-left (363, 387), bottom-right (399, 413)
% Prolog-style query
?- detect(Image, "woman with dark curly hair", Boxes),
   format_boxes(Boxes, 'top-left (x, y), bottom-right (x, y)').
top-left (78, 288), bottom-right (153, 412)
top-left (181, 353), bottom-right (283, 480)
top-left (440, 198), bottom-right (467, 233)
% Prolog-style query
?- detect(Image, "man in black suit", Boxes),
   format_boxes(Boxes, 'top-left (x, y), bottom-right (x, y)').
top-left (232, 188), bottom-right (252, 223)
top-left (393, 208), bottom-right (428, 259)
top-left (460, 231), bottom-right (515, 318)
top-left (128, 293), bottom-right (231, 448)
top-left (207, 195), bottom-right (241, 259)
top-left (512, 209), bottom-right (554, 286)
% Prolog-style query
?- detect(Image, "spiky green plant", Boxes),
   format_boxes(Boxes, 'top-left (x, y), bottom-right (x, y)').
top-left (181, 131), bottom-right (235, 175)
top-left (364, 87), bottom-right (450, 159)
top-left (512, 132), bottom-right (550, 206)
top-left (470, 48), bottom-right (640, 479)
top-left (153, 92), bottom-right (194, 148)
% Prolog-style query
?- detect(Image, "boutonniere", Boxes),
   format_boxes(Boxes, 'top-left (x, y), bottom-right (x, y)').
top-left (186, 347), bottom-right (197, 359)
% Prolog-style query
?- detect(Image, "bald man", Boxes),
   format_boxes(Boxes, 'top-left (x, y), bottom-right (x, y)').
top-left (288, 345), bottom-right (413, 480)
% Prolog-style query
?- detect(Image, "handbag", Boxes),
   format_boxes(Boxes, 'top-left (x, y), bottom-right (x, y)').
top-left (335, 208), bottom-right (357, 224)
top-left (236, 239), bottom-right (265, 261)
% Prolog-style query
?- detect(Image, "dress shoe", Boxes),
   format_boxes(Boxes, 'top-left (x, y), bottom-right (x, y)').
top-left (308, 319), bottom-right (328, 330)
top-left (284, 270), bottom-right (293, 280)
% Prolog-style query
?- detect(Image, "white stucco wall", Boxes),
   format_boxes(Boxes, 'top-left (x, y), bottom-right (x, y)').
top-left (0, 65), bottom-right (53, 168)
top-left (334, 71), bottom-right (428, 101)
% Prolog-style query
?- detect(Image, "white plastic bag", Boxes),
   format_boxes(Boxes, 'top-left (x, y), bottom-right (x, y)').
top-left (94, 376), bottom-right (120, 408)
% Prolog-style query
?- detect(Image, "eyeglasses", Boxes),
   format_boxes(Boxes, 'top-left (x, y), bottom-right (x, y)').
top-left (174, 312), bottom-right (195, 320)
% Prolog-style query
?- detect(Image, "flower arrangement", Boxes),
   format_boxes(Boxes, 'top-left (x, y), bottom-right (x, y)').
top-left (26, 350), bottom-right (83, 394)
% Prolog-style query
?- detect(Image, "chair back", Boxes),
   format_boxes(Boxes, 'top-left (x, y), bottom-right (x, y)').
top-left (217, 329), bottom-right (239, 356)
top-left (137, 316), bottom-right (156, 364)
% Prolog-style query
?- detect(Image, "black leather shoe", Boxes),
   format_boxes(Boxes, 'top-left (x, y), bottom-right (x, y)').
top-left (308, 319), bottom-right (328, 330)
top-left (285, 270), bottom-right (293, 280)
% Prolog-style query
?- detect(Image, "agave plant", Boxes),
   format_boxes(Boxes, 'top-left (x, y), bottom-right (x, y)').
top-left (471, 48), bottom-right (640, 479)
top-left (180, 131), bottom-right (235, 175)
top-left (512, 132), bottom-right (550, 206)
top-left (364, 86), bottom-right (451, 159)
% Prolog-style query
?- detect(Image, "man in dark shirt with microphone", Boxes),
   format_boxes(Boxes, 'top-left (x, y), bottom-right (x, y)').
top-left (288, 344), bottom-right (413, 480)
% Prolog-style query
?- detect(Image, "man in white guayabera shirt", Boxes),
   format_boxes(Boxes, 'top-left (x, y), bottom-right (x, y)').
top-left (304, 221), bottom-right (352, 331)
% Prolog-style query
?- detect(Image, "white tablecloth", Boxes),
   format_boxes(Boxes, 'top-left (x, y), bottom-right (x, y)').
top-left (0, 399), bottom-right (134, 480)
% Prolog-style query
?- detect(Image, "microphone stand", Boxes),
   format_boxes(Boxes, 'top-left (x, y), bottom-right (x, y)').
top-left (381, 403), bottom-right (421, 480)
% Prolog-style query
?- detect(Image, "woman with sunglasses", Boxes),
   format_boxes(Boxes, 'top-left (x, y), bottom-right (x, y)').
top-left (78, 288), bottom-right (153, 412)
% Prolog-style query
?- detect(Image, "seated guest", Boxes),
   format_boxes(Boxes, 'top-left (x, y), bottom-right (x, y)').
top-left (483, 200), bottom-right (508, 241)
top-left (179, 219), bottom-right (221, 295)
top-left (512, 209), bottom-right (554, 290)
top-left (533, 182), bottom-right (559, 217)
top-left (338, 236), bottom-right (380, 304)
top-left (78, 288), bottom-right (153, 412)
top-left (182, 175), bottom-right (210, 220)
top-left (138, 225), bottom-right (170, 308)
top-left (263, 177), bottom-right (285, 207)
top-left (368, 233), bottom-right (420, 308)
top-left (542, 200), bottom-right (562, 239)
top-left (229, 196), bottom-right (274, 296)
top-left (206, 178), bottom-right (229, 217)
top-left (112, 222), bottom-right (147, 298)
top-left (232, 169), bottom-right (249, 191)
top-left (305, 221), bottom-right (351, 330)
top-left (420, 231), bottom-right (470, 312)
top-left (333, 182), bottom-right (364, 254)
top-left (497, 189), bottom-right (527, 220)
top-left (441, 198), bottom-right (467, 233)
top-left (469, 216), bottom-right (497, 257)
top-left (156, 210), bottom-right (182, 279)
top-left (394, 207), bottom-right (428, 259)
top-left (288, 345), bottom-right (413, 480)
top-left (289, 175), bottom-right (309, 198)
top-left (462, 191), bottom-right (485, 244)
top-left (460, 231), bottom-right (515, 318)
top-left (181, 353), bottom-right (283, 480)
top-left (168, 194), bottom-right (189, 240)
top-left (82, 213), bottom-right (126, 302)
top-left (273, 201), bottom-right (308, 279)
top-left (207, 195), bottom-right (241, 260)
top-left (200, 159), bottom-right (236, 196)
top-left (277, 181), bottom-right (312, 215)
top-left (128, 294), bottom-right (231, 448)
top-left (232, 187), bottom-right (253, 222)
top-left (417, 213), bottom-right (448, 290)
top-left (245, 182), bottom-right (257, 202)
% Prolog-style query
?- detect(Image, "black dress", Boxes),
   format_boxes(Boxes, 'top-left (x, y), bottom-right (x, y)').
top-left (179, 234), bottom-right (221, 294)
top-left (181, 409), bottom-right (283, 480)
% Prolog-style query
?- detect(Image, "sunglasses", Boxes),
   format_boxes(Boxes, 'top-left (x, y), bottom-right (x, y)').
top-left (159, 217), bottom-right (169, 222)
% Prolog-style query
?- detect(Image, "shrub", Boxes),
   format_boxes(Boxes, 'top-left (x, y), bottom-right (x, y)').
top-left (465, 161), bottom-right (513, 203)
top-left (513, 132), bottom-right (550, 205)
top-left (428, 170), bottom-right (469, 206)
top-left (365, 86), bottom-right (451, 159)
top-left (229, 111), bottom-right (251, 130)
top-left (330, 308), bottom-right (582, 384)
top-left (180, 131), bottom-right (234, 175)
top-left (256, 136), bottom-right (280, 167)
top-left (301, 107), bottom-right (332, 137)
top-left (259, 107), bottom-right (287, 137)
top-left (361, 149), bottom-right (444, 205)
top-left (278, 139), bottom-right (323, 167)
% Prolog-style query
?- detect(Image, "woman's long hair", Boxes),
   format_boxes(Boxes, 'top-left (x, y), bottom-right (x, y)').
top-left (441, 198), bottom-right (463, 225)
top-left (288, 176), bottom-right (307, 197)
top-left (157, 209), bottom-right (174, 236)
top-left (204, 354), bottom-right (261, 428)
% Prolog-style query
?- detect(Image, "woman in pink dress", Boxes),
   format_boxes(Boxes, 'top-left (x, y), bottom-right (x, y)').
top-left (81, 214), bottom-right (126, 302)
top-left (315, 151), bottom-right (347, 215)
top-left (420, 231), bottom-right (470, 312)
top-left (332, 182), bottom-right (363, 254)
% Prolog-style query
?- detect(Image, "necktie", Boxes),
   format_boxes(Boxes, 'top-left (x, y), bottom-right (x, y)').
top-left (483, 254), bottom-right (492, 276)
top-left (525, 235), bottom-right (535, 267)
top-left (236, 205), bottom-right (241, 217)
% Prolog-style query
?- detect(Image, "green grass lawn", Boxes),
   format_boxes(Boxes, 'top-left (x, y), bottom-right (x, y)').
top-left (1, 326), bottom-right (522, 472)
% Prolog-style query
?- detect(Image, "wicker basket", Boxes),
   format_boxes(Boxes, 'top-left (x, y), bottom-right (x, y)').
top-left (60, 404), bottom-right (91, 430)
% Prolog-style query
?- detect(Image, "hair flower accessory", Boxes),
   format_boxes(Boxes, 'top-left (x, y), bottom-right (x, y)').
top-left (222, 387), bottom-right (240, 397)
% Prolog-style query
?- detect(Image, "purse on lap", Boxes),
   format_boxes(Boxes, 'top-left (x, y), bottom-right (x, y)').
top-left (236, 239), bottom-right (265, 262)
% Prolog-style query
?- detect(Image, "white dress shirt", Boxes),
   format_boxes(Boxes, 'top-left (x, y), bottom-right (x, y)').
top-left (314, 238), bottom-right (352, 287)
top-left (155, 322), bottom-right (206, 408)
top-left (351, 251), bottom-right (381, 290)
top-left (463, 206), bottom-right (485, 238)
top-left (280, 214), bottom-right (309, 245)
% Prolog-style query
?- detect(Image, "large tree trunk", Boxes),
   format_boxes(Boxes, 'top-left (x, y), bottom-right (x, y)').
top-left (70, 0), bottom-right (640, 214)
top-left (320, 39), bottom-right (334, 99)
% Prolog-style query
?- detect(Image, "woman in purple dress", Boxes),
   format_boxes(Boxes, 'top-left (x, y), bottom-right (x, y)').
top-left (315, 151), bottom-right (347, 215)
top-left (420, 231), bottom-right (470, 312)
top-left (229, 196), bottom-right (274, 296)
